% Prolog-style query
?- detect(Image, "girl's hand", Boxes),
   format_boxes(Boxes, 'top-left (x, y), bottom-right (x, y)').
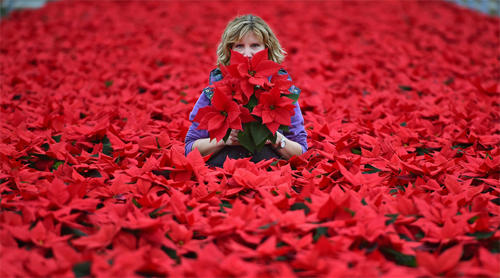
top-left (265, 132), bottom-right (283, 148)
top-left (223, 129), bottom-right (241, 146)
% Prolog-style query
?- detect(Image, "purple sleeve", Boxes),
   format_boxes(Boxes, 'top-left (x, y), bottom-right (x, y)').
top-left (283, 101), bottom-right (308, 154)
top-left (185, 71), bottom-right (308, 156)
top-left (184, 92), bottom-right (210, 155)
top-left (281, 73), bottom-right (308, 154)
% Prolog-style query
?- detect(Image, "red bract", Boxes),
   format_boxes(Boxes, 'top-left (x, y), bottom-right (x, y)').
top-left (213, 78), bottom-right (247, 104)
top-left (193, 90), bottom-right (254, 141)
top-left (1, 1), bottom-right (499, 277)
top-left (252, 86), bottom-right (296, 134)
top-left (227, 49), bottom-right (282, 99)
top-left (270, 73), bottom-right (294, 93)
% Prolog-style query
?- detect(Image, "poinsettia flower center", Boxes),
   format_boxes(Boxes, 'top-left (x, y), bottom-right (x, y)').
top-left (270, 105), bottom-right (275, 110)
top-left (220, 111), bottom-right (228, 117)
top-left (248, 70), bottom-right (256, 76)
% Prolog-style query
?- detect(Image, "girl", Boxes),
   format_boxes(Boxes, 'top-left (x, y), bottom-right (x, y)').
top-left (185, 14), bottom-right (307, 167)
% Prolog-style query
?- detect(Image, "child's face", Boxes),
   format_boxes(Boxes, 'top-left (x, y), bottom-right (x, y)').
top-left (231, 32), bottom-right (265, 60)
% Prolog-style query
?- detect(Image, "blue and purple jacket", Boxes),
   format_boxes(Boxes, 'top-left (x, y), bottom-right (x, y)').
top-left (184, 68), bottom-right (308, 156)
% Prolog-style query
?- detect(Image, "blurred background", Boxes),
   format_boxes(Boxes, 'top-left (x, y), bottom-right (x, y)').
top-left (2, 0), bottom-right (499, 18)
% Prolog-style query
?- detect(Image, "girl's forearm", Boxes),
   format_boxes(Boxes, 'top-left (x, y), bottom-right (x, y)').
top-left (192, 132), bottom-right (303, 159)
top-left (275, 138), bottom-right (303, 160)
top-left (270, 132), bottom-right (303, 160)
top-left (191, 138), bottom-right (225, 157)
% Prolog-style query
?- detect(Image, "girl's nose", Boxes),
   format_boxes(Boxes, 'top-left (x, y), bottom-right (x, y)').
top-left (243, 48), bottom-right (252, 58)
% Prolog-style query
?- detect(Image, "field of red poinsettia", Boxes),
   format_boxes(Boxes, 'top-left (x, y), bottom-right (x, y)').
top-left (1, 1), bottom-right (499, 277)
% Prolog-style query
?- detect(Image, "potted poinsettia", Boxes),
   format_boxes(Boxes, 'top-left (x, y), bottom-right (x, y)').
top-left (193, 49), bottom-right (299, 153)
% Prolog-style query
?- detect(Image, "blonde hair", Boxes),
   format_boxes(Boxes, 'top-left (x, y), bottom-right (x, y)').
top-left (216, 15), bottom-right (286, 67)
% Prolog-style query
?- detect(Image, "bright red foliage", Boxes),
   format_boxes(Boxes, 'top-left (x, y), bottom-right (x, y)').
top-left (198, 47), bottom-right (296, 150)
top-left (193, 90), bottom-right (254, 141)
top-left (252, 86), bottom-right (296, 134)
top-left (1, 1), bottom-right (499, 277)
top-left (227, 49), bottom-right (283, 99)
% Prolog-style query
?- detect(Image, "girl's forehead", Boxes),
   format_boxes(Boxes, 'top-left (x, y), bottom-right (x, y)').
top-left (237, 30), bottom-right (264, 42)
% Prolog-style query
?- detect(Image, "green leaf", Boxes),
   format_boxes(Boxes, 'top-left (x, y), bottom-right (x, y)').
top-left (290, 203), bottom-right (310, 215)
top-left (161, 246), bottom-right (179, 260)
top-left (182, 251), bottom-right (197, 259)
top-left (398, 85), bottom-right (412, 91)
top-left (237, 125), bottom-right (255, 152)
top-left (222, 128), bottom-right (232, 143)
top-left (398, 233), bottom-right (414, 242)
top-left (363, 164), bottom-right (382, 174)
top-left (19, 156), bottom-right (35, 160)
top-left (245, 94), bottom-right (259, 112)
top-left (83, 169), bottom-right (102, 178)
top-left (251, 122), bottom-right (271, 146)
top-left (361, 198), bottom-right (367, 205)
top-left (278, 125), bottom-right (290, 132)
top-left (254, 135), bottom-right (268, 153)
top-left (304, 197), bottom-right (312, 203)
top-left (258, 223), bottom-right (272, 230)
top-left (343, 207), bottom-right (356, 217)
top-left (452, 143), bottom-right (473, 149)
top-left (380, 247), bottom-right (416, 267)
top-left (268, 131), bottom-right (279, 144)
top-left (52, 135), bottom-right (62, 142)
top-left (104, 80), bottom-right (113, 88)
top-left (132, 198), bottom-right (143, 209)
top-left (258, 220), bottom-right (278, 230)
top-left (415, 231), bottom-right (424, 239)
top-left (73, 261), bottom-right (91, 278)
top-left (219, 203), bottom-right (232, 213)
top-left (313, 227), bottom-right (329, 241)
top-left (52, 161), bottom-right (64, 170)
top-left (149, 206), bottom-right (165, 218)
top-left (468, 216), bottom-right (480, 224)
top-left (400, 122), bottom-right (407, 127)
top-left (415, 147), bottom-right (430, 156)
top-left (284, 93), bottom-right (299, 104)
top-left (102, 136), bottom-right (112, 156)
top-left (385, 214), bottom-right (399, 225)
top-left (351, 148), bottom-right (362, 155)
top-left (468, 231), bottom-right (495, 239)
top-left (61, 226), bottom-right (89, 237)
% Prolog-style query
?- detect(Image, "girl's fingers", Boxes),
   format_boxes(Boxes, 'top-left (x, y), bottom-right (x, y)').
top-left (224, 130), bottom-right (242, 146)
top-left (225, 133), bottom-right (239, 146)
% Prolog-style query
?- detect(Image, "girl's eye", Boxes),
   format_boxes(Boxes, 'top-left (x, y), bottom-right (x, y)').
top-left (235, 44), bottom-right (243, 48)
top-left (252, 44), bottom-right (261, 47)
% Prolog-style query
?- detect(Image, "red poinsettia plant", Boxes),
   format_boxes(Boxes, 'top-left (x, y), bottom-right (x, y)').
top-left (194, 49), bottom-right (298, 152)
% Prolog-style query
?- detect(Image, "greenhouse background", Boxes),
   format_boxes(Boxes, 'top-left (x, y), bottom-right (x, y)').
top-left (1, 0), bottom-right (500, 17)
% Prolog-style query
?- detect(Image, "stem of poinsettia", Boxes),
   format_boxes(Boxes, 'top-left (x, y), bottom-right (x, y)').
top-left (237, 123), bottom-right (255, 152)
